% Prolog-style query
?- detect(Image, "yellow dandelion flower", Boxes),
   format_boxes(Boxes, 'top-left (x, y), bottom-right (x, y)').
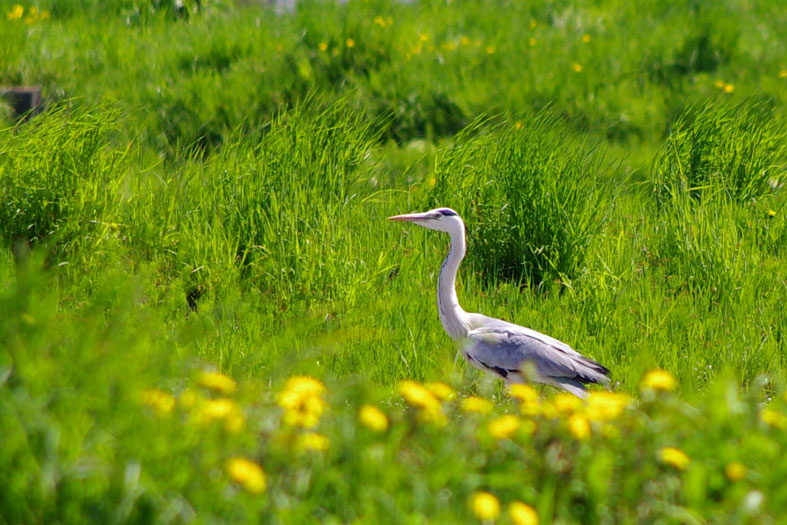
top-left (572, 63), bottom-right (583, 72)
top-left (725, 462), bottom-right (746, 482)
top-left (659, 447), bottom-right (690, 470)
top-left (346, 38), bottom-right (355, 48)
top-left (7, 4), bottom-right (23, 20)
top-left (779, 70), bottom-right (787, 78)
top-left (761, 408), bottom-right (787, 429)
top-left (298, 432), bottom-right (330, 452)
top-left (281, 376), bottom-right (325, 398)
top-left (200, 398), bottom-right (238, 419)
top-left (373, 15), bottom-right (386, 27)
top-left (553, 393), bottom-right (582, 415)
top-left (460, 36), bottom-right (471, 46)
top-left (40, 10), bottom-right (49, 19)
top-left (488, 415), bottom-right (521, 439)
top-left (538, 401), bottom-right (559, 419)
top-left (398, 380), bottom-right (441, 410)
top-left (419, 33), bottom-right (429, 42)
top-left (724, 84), bottom-right (735, 93)
top-left (568, 413), bottom-right (591, 440)
top-left (425, 381), bottom-right (456, 401)
top-left (441, 42), bottom-right (457, 51)
top-left (509, 501), bottom-right (539, 525)
top-left (358, 404), bottom-right (389, 432)
top-left (510, 384), bottom-right (538, 403)
top-left (486, 45), bottom-right (496, 54)
top-left (198, 371), bottom-right (237, 395)
top-left (140, 389), bottom-right (175, 416)
top-left (528, 38), bottom-right (537, 47)
top-left (529, 20), bottom-right (537, 29)
top-left (461, 396), bottom-right (493, 414)
top-left (640, 369), bottom-right (677, 393)
top-left (582, 34), bottom-right (591, 43)
top-left (767, 209), bottom-right (776, 217)
top-left (318, 42), bottom-right (328, 51)
top-left (585, 392), bottom-right (632, 422)
top-left (714, 80), bottom-right (725, 88)
top-left (514, 121), bottom-right (523, 130)
top-left (470, 491), bottom-right (501, 521)
top-left (226, 457), bottom-right (266, 494)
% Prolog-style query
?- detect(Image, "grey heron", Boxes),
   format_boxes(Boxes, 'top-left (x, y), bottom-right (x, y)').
top-left (389, 207), bottom-right (610, 398)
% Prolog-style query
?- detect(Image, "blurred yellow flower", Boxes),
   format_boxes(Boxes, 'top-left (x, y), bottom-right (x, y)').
top-left (572, 63), bottom-right (583, 73)
top-left (318, 42), bottom-right (328, 51)
top-left (226, 457), bottom-right (266, 494)
top-left (358, 404), bottom-right (389, 432)
top-left (298, 432), bottom-right (330, 452)
top-left (725, 462), bottom-right (746, 482)
top-left (461, 396), bottom-right (493, 414)
top-left (140, 388), bottom-right (175, 416)
top-left (779, 70), bottom-right (787, 78)
top-left (538, 401), bottom-right (559, 419)
top-left (200, 398), bottom-right (238, 420)
top-left (470, 491), bottom-right (501, 520)
top-left (582, 34), bottom-right (591, 43)
top-left (488, 415), bottom-right (521, 439)
top-left (419, 33), bottom-right (429, 42)
top-left (460, 36), bottom-right (471, 46)
top-left (7, 4), bottom-right (23, 20)
top-left (768, 209), bottom-right (776, 217)
top-left (553, 393), bottom-right (582, 414)
top-left (373, 15), bottom-right (386, 27)
top-left (761, 408), bottom-right (787, 429)
top-left (528, 38), bottom-right (537, 47)
top-left (659, 447), bottom-right (690, 470)
top-left (510, 384), bottom-right (538, 403)
top-left (714, 80), bottom-right (725, 88)
top-left (509, 501), bottom-right (539, 525)
top-left (198, 398), bottom-right (244, 430)
top-left (425, 381), bottom-right (456, 401)
top-left (514, 121), bottom-right (523, 130)
top-left (346, 38), bottom-right (355, 48)
top-left (568, 413), bottom-right (591, 440)
top-left (585, 392), bottom-right (632, 422)
top-left (278, 376), bottom-right (327, 428)
top-left (198, 371), bottom-right (237, 395)
top-left (486, 46), bottom-right (496, 54)
top-left (529, 20), bottom-right (537, 29)
top-left (398, 380), bottom-right (440, 409)
top-left (724, 84), bottom-right (735, 93)
top-left (640, 369), bottom-right (677, 393)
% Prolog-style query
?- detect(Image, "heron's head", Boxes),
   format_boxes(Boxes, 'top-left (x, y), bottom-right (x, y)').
top-left (388, 207), bottom-right (464, 234)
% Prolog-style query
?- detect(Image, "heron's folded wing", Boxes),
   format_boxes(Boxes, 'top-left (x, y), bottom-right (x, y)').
top-left (465, 325), bottom-right (608, 383)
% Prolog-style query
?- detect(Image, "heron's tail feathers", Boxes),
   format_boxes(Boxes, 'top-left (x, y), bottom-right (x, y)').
top-left (551, 378), bottom-right (590, 399)
top-left (575, 355), bottom-right (611, 385)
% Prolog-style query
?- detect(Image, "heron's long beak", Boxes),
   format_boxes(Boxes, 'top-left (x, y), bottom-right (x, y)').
top-left (388, 212), bottom-right (433, 222)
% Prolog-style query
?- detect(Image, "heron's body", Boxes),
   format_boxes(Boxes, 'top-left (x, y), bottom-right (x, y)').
top-left (390, 207), bottom-right (610, 398)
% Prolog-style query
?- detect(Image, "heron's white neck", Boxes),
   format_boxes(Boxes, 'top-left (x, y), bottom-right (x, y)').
top-left (437, 227), bottom-right (469, 340)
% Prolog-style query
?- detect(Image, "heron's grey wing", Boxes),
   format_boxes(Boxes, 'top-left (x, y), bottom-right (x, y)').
top-left (465, 321), bottom-right (609, 385)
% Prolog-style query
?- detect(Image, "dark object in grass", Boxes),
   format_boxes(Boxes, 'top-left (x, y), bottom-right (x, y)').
top-left (0, 86), bottom-right (43, 120)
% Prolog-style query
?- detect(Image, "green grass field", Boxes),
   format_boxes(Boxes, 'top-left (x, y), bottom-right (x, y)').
top-left (2, 0), bottom-right (787, 522)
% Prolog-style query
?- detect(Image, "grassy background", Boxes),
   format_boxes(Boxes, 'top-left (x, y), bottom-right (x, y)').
top-left (1, 0), bottom-right (787, 522)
